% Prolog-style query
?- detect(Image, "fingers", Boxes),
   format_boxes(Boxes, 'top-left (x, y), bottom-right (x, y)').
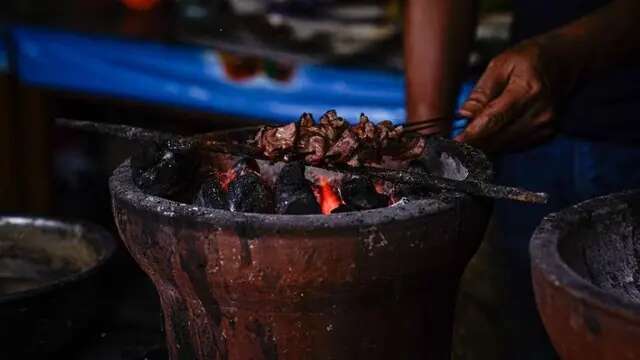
top-left (458, 61), bottom-right (509, 118)
top-left (455, 78), bottom-right (531, 144)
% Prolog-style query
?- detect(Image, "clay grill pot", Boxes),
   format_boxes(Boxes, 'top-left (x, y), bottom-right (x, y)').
top-left (110, 138), bottom-right (492, 359)
top-left (531, 190), bottom-right (640, 360)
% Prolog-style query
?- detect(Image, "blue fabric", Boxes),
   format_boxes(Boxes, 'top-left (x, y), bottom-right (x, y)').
top-left (11, 26), bottom-right (404, 125)
top-left (10, 26), bottom-right (471, 133)
top-left (512, 0), bottom-right (640, 142)
top-left (493, 136), bottom-right (640, 359)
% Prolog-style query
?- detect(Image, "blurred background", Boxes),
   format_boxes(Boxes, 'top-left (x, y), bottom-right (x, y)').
top-left (0, 0), bottom-right (510, 358)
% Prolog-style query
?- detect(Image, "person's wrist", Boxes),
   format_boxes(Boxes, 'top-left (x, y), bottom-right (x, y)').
top-left (406, 111), bottom-right (452, 136)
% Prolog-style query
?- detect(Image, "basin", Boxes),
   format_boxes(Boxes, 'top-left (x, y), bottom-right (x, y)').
top-left (531, 190), bottom-right (640, 360)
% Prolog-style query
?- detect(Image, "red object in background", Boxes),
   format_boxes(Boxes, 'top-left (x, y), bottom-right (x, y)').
top-left (121, 0), bottom-right (161, 11)
top-left (219, 53), bottom-right (262, 82)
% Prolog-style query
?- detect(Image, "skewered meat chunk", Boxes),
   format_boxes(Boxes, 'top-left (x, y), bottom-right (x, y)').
top-left (299, 135), bottom-right (326, 165)
top-left (318, 110), bottom-right (348, 142)
top-left (325, 129), bottom-right (360, 164)
top-left (297, 113), bottom-right (327, 165)
top-left (254, 122), bottom-right (298, 159)
top-left (352, 113), bottom-right (376, 143)
top-left (394, 136), bottom-right (427, 160)
top-left (254, 110), bottom-right (425, 166)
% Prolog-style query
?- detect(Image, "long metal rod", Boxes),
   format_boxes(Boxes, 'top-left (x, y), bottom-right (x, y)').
top-left (352, 166), bottom-right (548, 204)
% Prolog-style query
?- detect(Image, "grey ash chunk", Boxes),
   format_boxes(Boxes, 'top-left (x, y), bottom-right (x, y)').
top-left (131, 141), bottom-right (197, 197)
top-left (275, 162), bottom-right (321, 215)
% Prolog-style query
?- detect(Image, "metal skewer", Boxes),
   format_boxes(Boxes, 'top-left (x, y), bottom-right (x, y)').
top-left (56, 118), bottom-right (547, 204)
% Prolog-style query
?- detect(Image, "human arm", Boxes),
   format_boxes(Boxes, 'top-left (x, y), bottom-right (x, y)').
top-left (404, 0), bottom-right (477, 135)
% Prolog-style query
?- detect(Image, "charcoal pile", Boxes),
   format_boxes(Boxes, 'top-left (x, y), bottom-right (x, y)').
top-left (124, 110), bottom-right (438, 215)
top-left (130, 152), bottom-right (428, 215)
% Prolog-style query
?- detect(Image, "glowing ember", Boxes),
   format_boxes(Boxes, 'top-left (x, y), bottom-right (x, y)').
top-left (374, 179), bottom-right (387, 195)
top-left (219, 159), bottom-right (261, 191)
top-left (219, 167), bottom-right (236, 191)
top-left (316, 177), bottom-right (341, 215)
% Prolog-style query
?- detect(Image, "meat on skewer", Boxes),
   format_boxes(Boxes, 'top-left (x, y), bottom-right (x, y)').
top-left (253, 110), bottom-right (424, 167)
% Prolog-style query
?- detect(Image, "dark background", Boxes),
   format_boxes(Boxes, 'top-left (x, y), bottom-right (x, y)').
top-left (0, 1), bottom-right (511, 358)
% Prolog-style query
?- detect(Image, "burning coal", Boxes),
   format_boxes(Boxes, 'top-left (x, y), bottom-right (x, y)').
top-left (316, 177), bottom-right (341, 215)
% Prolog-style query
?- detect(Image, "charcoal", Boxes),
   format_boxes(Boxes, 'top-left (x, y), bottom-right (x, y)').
top-left (194, 177), bottom-right (227, 209)
top-left (233, 157), bottom-right (261, 176)
top-left (331, 204), bottom-right (354, 214)
top-left (227, 172), bottom-right (274, 213)
top-left (276, 161), bottom-right (307, 187)
top-left (393, 183), bottom-right (435, 202)
top-left (131, 141), bottom-right (197, 197)
top-left (339, 176), bottom-right (389, 210)
top-left (275, 162), bottom-right (320, 214)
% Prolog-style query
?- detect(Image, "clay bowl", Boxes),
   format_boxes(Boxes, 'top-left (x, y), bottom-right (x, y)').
top-left (0, 216), bottom-right (116, 358)
top-left (531, 190), bottom-right (640, 360)
top-left (110, 137), bottom-right (493, 360)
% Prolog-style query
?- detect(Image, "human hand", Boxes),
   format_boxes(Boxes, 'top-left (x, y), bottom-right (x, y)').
top-left (455, 38), bottom-right (570, 153)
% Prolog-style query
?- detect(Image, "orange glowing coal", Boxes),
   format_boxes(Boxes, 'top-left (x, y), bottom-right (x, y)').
top-left (218, 167), bottom-right (237, 191)
top-left (316, 177), bottom-right (341, 215)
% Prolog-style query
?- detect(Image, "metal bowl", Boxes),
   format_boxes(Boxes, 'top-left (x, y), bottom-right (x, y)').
top-left (0, 216), bottom-right (117, 357)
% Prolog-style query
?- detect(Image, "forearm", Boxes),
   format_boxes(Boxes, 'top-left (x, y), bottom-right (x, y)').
top-left (534, 0), bottom-right (640, 95)
top-left (404, 0), bottom-right (476, 132)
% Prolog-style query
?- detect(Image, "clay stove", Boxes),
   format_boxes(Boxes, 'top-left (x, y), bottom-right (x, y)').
top-left (531, 190), bottom-right (640, 360)
top-left (110, 137), bottom-right (492, 359)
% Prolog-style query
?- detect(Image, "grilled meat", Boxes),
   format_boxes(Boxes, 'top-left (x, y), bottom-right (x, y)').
top-left (254, 110), bottom-right (425, 166)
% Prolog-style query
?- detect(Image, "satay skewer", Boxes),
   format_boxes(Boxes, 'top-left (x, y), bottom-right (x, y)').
top-left (56, 118), bottom-right (547, 204)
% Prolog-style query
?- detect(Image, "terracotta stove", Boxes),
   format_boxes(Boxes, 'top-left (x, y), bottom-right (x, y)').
top-left (110, 137), bottom-right (492, 359)
top-left (531, 190), bottom-right (640, 360)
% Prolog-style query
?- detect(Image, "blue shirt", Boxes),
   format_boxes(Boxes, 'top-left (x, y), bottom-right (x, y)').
top-left (513, 0), bottom-right (640, 142)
